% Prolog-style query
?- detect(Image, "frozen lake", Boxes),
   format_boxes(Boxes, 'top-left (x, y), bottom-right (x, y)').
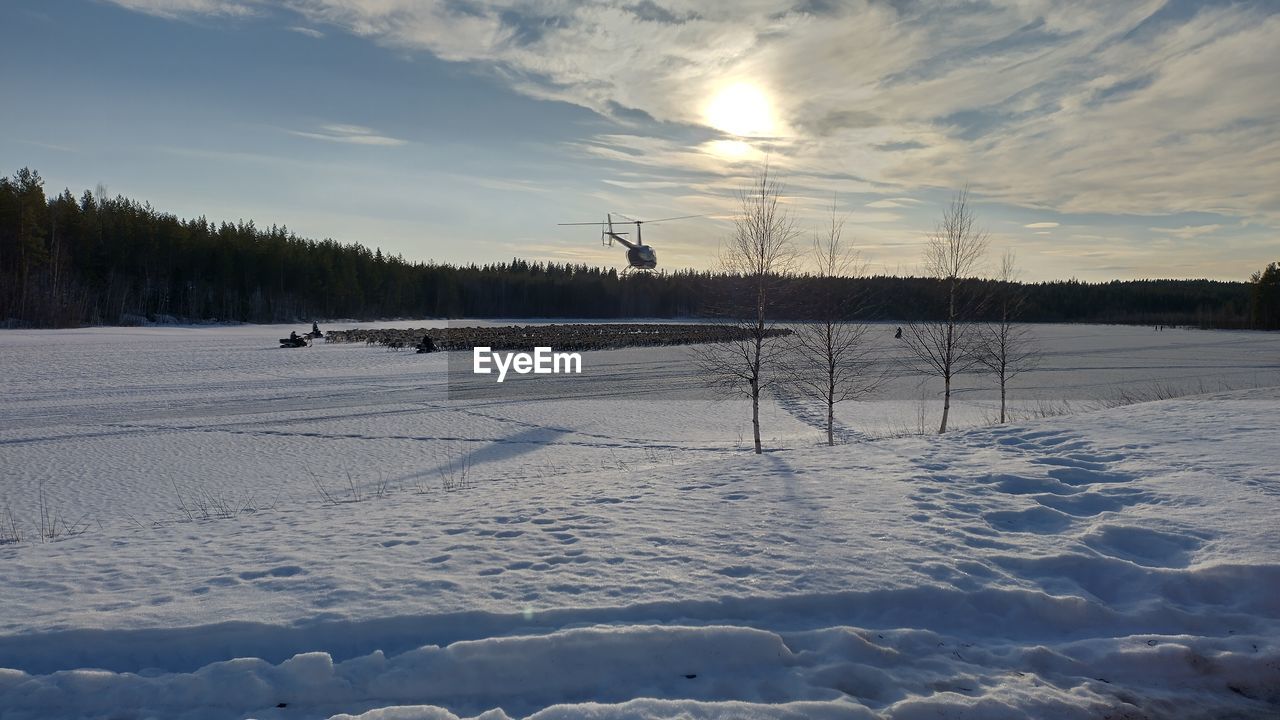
top-left (1, 322), bottom-right (1279, 719)
top-left (2, 321), bottom-right (1279, 524)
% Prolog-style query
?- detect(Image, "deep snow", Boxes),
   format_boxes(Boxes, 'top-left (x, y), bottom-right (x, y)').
top-left (1, 323), bottom-right (1278, 719)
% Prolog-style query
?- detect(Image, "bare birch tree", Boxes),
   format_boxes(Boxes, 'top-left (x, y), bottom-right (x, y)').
top-left (901, 189), bottom-right (989, 433)
top-left (694, 163), bottom-right (798, 454)
top-left (978, 250), bottom-right (1039, 423)
top-left (788, 202), bottom-right (885, 445)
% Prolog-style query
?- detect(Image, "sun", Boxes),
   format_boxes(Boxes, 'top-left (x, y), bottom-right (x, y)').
top-left (704, 83), bottom-right (775, 137)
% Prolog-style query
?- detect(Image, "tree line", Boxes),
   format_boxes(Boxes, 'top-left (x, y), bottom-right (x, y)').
top-left (0, 167), bottom-right (1273, 329)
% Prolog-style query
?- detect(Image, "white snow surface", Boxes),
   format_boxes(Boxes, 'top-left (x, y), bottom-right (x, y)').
top-left (1, 322), bottom-right (1279, 719)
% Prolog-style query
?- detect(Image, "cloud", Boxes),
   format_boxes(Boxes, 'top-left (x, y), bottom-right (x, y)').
top-left (1025, 222), bottom-right (1059, 229)
top-left (277, 2), bottom-right (1270, 217)
top-left (880, 4), bottom-right (1280, 219)
top-left (108, 0), bottom-right (1280, 247)
top-left (447, 174), bottom-right (553, 194)
top-left (106, 0), bottom-right (259, 19)
top-left (287, 25), bottom-right (325, 38)
top-left (287, 123), bottom-right (408, 146)
top-left (1149, 224), bottom-right (1224, 240)
top-left (21, 140), bottom-right (77, 153)
top-left (866, 197), bottom-right (922, 209)
top-left (842, 211), bottom-right (901, 224)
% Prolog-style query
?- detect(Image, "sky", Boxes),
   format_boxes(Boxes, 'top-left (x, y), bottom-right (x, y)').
top-left (1, 0), bottom-right (1277, 281)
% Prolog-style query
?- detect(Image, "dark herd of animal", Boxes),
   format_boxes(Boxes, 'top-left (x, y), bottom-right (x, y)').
top-left (321, 324), bottom-right (792, 352)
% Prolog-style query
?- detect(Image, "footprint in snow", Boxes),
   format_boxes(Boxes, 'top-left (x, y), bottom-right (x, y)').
top-left (1022, 429), bottom-right (1071, 440)
top-left (1034, 492), bottom-right (1129, 517)
top-left (1082, 525), bottom-right (1205, 568)
top-left (1047, 467), bottom-right (1133, 486)
top-left (988, 474), bottom-right (1080, 496)
top-left (1033, 456), bottom-right (1110, 471)
top-left (982, 506), bottom-right (1075, 535)
top-left (238, 565), bottom-right (306, 581)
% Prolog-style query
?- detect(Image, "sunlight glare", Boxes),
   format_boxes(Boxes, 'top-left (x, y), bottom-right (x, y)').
top-left (704, 83), bottom-right (774, 137)
top-left (704, 139), bottom-right (754, 159)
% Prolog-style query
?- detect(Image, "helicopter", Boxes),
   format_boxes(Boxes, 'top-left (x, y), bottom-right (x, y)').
top-left (559, 213), bottom-right (699, 271)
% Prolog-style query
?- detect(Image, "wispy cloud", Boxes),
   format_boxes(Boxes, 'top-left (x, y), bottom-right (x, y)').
top-left (287, 25), bottom-right (324, 38)
top-left (258, 2), bottom-right (1272, 218)
top-left (287, 124), bottom-right (408, 146)
top-left (106, 1), bottom-right (1280, 221)
top-left (99, 0), bottom-right (1280, 278)
top-left (106, 0), bottom-right (258, 19)
top-left (446, 174), bottom-right (553, 194)
top-left (866, 198), bottom-right (922, 209)
top-left (1149, 224), bottom-right (1224, 240)
top-left (21, 140), bottom-right (77, 153)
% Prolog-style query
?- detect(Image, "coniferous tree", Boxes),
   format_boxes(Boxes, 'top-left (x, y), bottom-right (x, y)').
top-left (1251, 262), bottom-right (1280, 330)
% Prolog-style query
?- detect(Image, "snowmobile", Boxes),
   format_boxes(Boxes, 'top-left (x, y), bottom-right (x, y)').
top-left (279, 333), bottom-right (311, 348)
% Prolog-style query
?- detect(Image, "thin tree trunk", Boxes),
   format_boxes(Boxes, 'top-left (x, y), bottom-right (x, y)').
top-left (939, 375), bottom-right (951, 434)
top-left (753, 317), bottom-right (764, 454)
top-left (751, 380), bottom-right (762, 454)
top-left (829, 358), bottom-right (839, 443)
top-left (939, 278), bottom-right (956, 434)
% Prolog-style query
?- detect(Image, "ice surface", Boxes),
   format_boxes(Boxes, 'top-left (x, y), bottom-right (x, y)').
top-left (1, 323), bottom-right (1278, 719)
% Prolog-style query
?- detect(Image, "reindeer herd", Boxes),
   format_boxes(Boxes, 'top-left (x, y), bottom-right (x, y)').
top-left (322, 324), bottom-right (791, 352)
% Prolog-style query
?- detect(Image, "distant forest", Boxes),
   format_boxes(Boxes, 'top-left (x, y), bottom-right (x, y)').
top-left (1, 167), bottom-right (1276, 329)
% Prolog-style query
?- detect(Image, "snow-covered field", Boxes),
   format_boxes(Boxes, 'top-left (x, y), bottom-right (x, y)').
top-left (1, 323), bottom-right (1279, 719)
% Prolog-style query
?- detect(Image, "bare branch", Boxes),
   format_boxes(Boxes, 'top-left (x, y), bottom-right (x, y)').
top-left (974, 249), bottom-right (1041, 423)
top-left (694, 161), bottom-right (799, 453)
top-left (784, 198), bottom-right (886, 444)
top-left (901, 188), bottom-right (990, 433)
